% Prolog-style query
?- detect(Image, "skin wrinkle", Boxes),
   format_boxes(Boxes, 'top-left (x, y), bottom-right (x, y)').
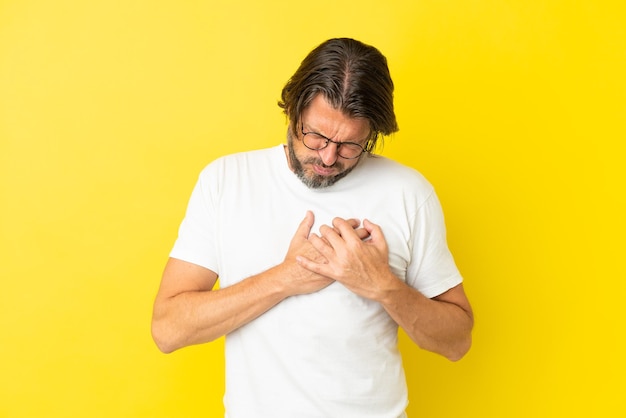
top-left (286, 129), bottom-right (356, 189)
top-left (153, 39), bottom-right (473, 391)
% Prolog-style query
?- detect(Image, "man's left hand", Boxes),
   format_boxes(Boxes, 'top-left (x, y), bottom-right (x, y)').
top-left (296, 217), bottom-right (397, 301)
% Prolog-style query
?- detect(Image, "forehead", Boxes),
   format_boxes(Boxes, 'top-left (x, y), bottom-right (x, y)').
top-left (301, 95), bottom-right (370, 140)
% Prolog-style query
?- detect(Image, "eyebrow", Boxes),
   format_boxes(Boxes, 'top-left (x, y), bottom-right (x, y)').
top-left (302, 123), bottom-right (367, 145)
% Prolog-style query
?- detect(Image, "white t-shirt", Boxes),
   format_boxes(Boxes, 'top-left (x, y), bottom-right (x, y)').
top-left (170, 144), bottom-right (463, 418)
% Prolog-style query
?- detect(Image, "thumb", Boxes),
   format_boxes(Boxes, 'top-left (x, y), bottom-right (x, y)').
top-left (296, 211), bottom-right (315, 238)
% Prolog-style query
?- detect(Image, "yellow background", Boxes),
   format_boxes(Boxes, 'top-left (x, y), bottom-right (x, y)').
top-left (1, 0), bottom-right (624, 417)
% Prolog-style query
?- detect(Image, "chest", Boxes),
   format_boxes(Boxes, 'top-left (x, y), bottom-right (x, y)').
top-left (213, 177), bottom-right (414, 285)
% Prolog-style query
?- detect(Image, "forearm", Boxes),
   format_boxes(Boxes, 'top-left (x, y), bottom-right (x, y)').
top-left (152, 264), bottom-right (289, 353)
top-left (379, 277), bottom-right (473, 361)
top-left (152, 212), bottom-right (340, 353)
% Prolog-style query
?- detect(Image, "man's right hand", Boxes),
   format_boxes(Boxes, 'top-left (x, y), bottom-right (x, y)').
top-left (281, 211), bottom-right (335, 296)
top-left (152, 211), bottom-right (370, 352)
top-left (281, 211), bottom-right (370, 297)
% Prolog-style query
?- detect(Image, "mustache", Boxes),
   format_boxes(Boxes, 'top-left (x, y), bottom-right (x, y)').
top-left (301, 157), bottom-right (344, 170)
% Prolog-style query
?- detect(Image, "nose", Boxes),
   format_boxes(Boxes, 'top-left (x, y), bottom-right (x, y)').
top-left (318, 142), bottom-right (339, 166)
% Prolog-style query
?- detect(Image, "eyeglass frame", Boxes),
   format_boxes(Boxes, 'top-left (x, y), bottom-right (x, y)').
top-left (299, 120), bottom-right (369, 159)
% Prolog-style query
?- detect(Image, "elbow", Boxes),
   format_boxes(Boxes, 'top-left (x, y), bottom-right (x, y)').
top-left (446, 309), bottom-right (474, 362)
top-left (151, 319), bottom-right (180, 354)
top-left (445, 334), bottom-right (472, 362)
top-left (153, 339), bottom-right (177, 355)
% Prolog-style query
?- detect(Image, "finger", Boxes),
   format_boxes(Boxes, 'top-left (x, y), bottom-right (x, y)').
top-left (346, 218), bottom-right (361, 229)
top-left (318, 233), bottom-right (332, 247)
top-left (354, 227), bottom-right (371, 241)
top-left (309, 235), bottom-right (345, 264)
top-left (318, 223), bottom-right (345, 249)
top-left (327, 217), bottom-right (357, 236)
top-left (308, 233), bottom-right (335, 258)
top-left (335, 218), bottom-right (368, 239)
top-left (295, 211), bottom-right (315, 239)
top-left (363, 219), bottom-right (387, 246)
top-left (307, 232), bottom-right (332, 250)
top-left (331, 217), bottom-right (361, 242)
top-left (296, 253), bottom-right (331, 276)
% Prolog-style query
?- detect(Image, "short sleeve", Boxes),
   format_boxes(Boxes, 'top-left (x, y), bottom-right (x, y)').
top-left (406, 190), bottom-right (463, 298)
top-left (169, 164), bottom-right (220, 273)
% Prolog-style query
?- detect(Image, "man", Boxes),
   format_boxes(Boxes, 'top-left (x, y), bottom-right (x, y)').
top-left (152, 38), bottom-right (473, 418)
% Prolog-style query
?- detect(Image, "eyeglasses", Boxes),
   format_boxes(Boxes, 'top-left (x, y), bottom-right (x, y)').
top-left (300, 123), bottom-right (367, 159)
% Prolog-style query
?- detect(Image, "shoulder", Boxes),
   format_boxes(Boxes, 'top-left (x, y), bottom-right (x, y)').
top-left (359, 153), bottom-right (434, 194)
top-left (199, 145), bottom-right (281, 178)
